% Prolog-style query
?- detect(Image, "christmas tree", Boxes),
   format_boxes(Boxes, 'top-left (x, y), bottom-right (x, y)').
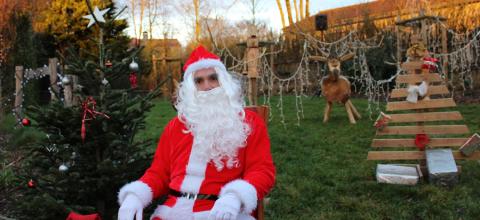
top-left (13, 2), bottom-right (160, 219)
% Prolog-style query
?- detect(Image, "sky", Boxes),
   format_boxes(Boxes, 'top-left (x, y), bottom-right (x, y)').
top-left (119, 0), bottom-right (368, 45)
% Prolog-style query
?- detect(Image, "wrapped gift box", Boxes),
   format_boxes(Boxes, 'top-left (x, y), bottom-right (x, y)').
top-left (459, 133), bottom-right (480, 156)
top-left (376, 164), bottom-right (422, 185)
top-left (426, 149), bottom-right (458, 187)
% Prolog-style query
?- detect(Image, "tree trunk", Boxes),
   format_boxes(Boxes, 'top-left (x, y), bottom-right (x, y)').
top-left (275, 0), bottom-right (286, 28)
top-left (305, 0), bottom-right (310, 17)
top-left (139, 0), bottom-right (146, 38)
top-left (130, 0), bottom-right (137, 39)
top-left (299, 0), bottom-right (304, 20)
top-left (284, 0), bottom-right (294, 26)
top-left (194, 0), bottom-right (200, 44)
top-left (293, 0), bottom-right (299, 22)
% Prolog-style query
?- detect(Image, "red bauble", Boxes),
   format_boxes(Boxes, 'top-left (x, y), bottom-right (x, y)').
top-left (129, 72), bottom-right (138, 89)
top-left (27, 179), bottom-right (35, 188)
top-left (105, 60), bottom-right (112, 68)
top-left (21, 118), bottom-right (31, 126)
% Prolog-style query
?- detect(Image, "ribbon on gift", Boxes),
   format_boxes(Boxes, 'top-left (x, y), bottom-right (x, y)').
top-left (415, 134), bottom-right (430, 151)
top-left (422, 57), bottom-right (438, 71)
top-left (66, 211), bottom-right (102, 220)
top-left (374, 112), bottom-right (392, 130)
top-left (81, 96), bottom-right (110, 142)
top-left (407, 81), bottom-right (428, 103)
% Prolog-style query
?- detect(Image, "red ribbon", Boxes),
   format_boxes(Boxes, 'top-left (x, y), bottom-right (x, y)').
top-left (422, 57), bottom-right (438, 71)
top-left (374, 112), bottom-right (391, 130)
top-left (66, 211), bottom-right (102, 220)
top-left (81, 97), bottom-right (110, 142)
top-left (129, 72), bottom-right (138, 89)
top-left (415, 134), bottom-right (430, 151)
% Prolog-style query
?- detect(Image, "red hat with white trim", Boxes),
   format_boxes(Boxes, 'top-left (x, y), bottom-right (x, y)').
top-left (183, 45), bottom-right (226, 75)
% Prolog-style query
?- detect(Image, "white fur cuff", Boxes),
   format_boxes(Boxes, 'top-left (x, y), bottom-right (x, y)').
top-left (220, 179), bottom-right (258, 214)
top-left (118, 181), bottom-right (153, 208)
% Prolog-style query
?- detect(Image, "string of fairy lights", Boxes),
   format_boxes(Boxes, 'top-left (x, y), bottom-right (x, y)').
top-left (2, 14), bottom-right (479, 126)
top-left (212, 18), bottom-right (479, 125)
top-left (1, 64), bottom-right (70, 127)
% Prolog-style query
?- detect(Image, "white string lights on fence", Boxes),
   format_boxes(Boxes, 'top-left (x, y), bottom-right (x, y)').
top-left (1, 65), bottom-right (68, 127)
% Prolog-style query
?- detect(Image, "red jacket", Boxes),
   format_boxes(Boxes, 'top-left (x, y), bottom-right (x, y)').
top-left (118, 109), bottom-right (276, 220)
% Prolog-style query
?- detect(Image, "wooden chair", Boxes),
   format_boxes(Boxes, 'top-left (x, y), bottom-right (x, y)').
top-left (245, 105), bottom-right (269, 220)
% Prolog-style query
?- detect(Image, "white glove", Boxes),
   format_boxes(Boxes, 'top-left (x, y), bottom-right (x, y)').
top-left (208, 192), bottom-right (241, 220)
top-left (118, 194), bottom-right (143, 220)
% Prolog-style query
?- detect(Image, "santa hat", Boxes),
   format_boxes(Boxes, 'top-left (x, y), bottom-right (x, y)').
top-left (183, 45), bottom-right (226, 75)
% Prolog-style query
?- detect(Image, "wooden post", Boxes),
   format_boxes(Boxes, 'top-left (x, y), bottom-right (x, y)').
top-left (152, 54), bottom-right (158, 90)
top-left (441, 25), bottom-right (448, 82)
top-left (71, 74), bottom-right (80, 106)
top-left (14, 66), bottom-right (23, 119)
top-left (246, 36), bottom-right (260, 106)
top-left (420, 19), bottom-right (427, 45)
top-left (396, 25), bottom-right (402, 67)
top-left (49, 58), bottom-right (59, 101)
top-left (64, 74), bottom-right (73, 107)
top-left (161, 46), bottom-right (169, 97)
top-left (0, 69), bottom-right (3, 122)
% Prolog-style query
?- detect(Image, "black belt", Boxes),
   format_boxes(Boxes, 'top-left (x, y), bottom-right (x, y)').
top-left (169, 189), bottom-right (218, 201)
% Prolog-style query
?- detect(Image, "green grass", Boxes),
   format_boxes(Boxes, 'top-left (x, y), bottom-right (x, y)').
top-left (2, 97), bottom-right (479, 219)
top-left (136, 96), bottom-right (480, 220)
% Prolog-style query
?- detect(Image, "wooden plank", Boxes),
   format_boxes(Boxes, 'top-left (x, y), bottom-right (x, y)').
top-left (376, 125), bottom-right (470, 135)
top-left (368, 151), bottom-right (480, 160)
top-left (371, 138), bottom-right (469, 148)
top-left (401, 61), bottom-right (423, 71)
top-left (388, 111), bottom-right (463, 123)
top-left (386, 98), bottom-right (456, 111)
top-left (390, 85), bottom-right (450, 98)
top-left (396, 73), bottom-right (443, 84)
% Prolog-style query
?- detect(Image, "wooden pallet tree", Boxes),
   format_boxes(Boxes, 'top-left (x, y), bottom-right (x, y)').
top-left (367, 15), bottom-right (480, 171)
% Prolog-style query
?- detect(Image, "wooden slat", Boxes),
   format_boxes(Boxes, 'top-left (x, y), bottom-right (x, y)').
top-left (376, 125), bottom-right (470, 135)
top-left (367, 151), bottom-right (480, 160)
top-left (388, 111), bottom-right (463, 123)
top-left (390, 85), bottom-right (450, 98)
top-left (386, 98), bottom-right (456, 111)
top-left (396, 73), bottom-right (443, 84)
top-left (371, 138), bottom-right (469, 148)
top-left (401, 61), bottom-right (423, 71)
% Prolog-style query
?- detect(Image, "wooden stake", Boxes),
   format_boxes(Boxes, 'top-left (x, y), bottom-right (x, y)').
top-left (14, 66), bottom-right (23, 119)
top-left (441, 24), bottom-right (448, 82)
top-left (49, 58), bottom-right (59, 101)
top-left (64, 74), bottom-right (73, 107)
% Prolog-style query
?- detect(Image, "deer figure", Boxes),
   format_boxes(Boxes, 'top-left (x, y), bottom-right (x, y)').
top-left (311, 52), bottom-right (361, 124)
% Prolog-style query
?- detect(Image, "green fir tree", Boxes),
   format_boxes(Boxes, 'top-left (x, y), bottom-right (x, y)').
top-left (13, 2), bottom-right (160, 219)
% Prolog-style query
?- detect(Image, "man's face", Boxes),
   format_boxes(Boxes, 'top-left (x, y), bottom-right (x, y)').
top-left (193, 67), bottom-right (220, 91)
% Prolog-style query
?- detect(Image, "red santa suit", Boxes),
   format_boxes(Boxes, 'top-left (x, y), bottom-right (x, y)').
top-left (118, 109), bottom-right (275, 220)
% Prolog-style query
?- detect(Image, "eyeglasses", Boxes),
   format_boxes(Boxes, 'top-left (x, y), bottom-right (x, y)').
top-left (194, 73), bottom-right (218, 85)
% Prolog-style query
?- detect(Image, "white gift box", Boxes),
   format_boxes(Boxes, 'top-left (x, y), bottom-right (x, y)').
top-left (376, 164), bottom-right (422, 185)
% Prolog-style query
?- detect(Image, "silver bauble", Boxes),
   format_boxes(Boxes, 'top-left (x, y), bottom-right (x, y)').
top-left (61, 76), bottom-right (71, 85)
top-left (59, 164), bottom-right (69, 172)
top-left (129, 59), bottom-right (139, 72)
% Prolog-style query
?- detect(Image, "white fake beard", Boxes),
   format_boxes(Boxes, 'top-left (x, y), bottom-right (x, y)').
top-left (179, 87), bottom-right (251, 171)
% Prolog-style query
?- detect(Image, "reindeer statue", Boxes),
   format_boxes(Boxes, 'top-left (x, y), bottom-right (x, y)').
top-left (311, 51), bottom-right (361, 124)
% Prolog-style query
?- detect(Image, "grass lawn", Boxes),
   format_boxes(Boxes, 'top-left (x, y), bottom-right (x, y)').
top-left (136, 96), bottom-right (480, 220)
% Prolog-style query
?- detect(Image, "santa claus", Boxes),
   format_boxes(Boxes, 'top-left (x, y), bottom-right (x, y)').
top-left (117, 46), bottom-right (276, 220)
